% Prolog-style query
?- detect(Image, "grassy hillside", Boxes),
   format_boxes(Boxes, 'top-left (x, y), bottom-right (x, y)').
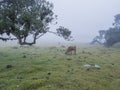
top-left (0, 44), bottom-right (120, 90)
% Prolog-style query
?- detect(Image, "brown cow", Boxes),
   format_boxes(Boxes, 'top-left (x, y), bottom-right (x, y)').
top-left (65, 46), bottom-right (76, 55)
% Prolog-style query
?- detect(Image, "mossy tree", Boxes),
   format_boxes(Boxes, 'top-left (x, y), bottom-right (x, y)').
top-left (0, 0), bottom-right (72, 45)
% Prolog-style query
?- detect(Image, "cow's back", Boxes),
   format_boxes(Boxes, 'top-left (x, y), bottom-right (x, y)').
top-left (65, 46), bottom-right (76, 54)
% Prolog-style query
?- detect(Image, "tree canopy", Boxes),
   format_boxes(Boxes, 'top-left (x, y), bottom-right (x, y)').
top-left (91, 14), bottom-right (120, 47)
top-left (0, 0), bottom-right (72, 45)
top-left (104, 27), bottom-right (120, 47)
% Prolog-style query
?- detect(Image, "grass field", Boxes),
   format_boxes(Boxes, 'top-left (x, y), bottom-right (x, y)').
top-left (0, 44), bottom-right (120, 90)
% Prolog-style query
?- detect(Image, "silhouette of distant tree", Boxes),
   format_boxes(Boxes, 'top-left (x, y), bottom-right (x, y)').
top-left (92, 14), bottom-right (120, 47)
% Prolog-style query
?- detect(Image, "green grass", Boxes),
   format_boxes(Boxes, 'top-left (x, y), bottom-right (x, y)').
top-left (0, 44), bottom-right (120, 90)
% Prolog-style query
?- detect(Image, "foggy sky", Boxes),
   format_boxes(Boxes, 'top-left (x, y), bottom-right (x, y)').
top-left (40, 0), bottom-right (120, 43)
top-left (1, 0), bottom-right (120, 45)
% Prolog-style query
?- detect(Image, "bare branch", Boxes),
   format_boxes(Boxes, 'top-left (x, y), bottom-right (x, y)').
top-left (0, 37), bottom-right (17, 41)
top-left (36, 33), bottom-right (45, 39)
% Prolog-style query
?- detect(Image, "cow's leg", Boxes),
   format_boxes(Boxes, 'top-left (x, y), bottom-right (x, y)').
top-left (74, 49), bottom-right (76, 54)
top-left (65, 50), bottom-right (69, 55)
top-left (65, 51), bottom-right (67, 54)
